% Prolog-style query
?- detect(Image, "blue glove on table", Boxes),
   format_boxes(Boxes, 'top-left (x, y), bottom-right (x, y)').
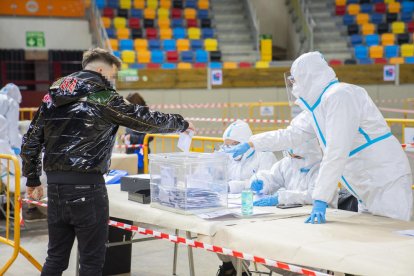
top-left (250, 179), bottom-right (263, 192)
top-left (224, 142), bottom-right (251, 159)
top-left (12, 147), bottom-right (21, 155)
top-left (305, 200), bottom-right (327, 224)
top-left (253, 195), bottom-right (278, 206)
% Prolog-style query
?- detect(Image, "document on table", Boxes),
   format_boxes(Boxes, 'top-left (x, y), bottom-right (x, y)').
top-left (395, 229), bottom-right (414, 237)
top-left (197, 208), bottom-right (273, 220)
top-left (177, 130), bottom-right (194, 152)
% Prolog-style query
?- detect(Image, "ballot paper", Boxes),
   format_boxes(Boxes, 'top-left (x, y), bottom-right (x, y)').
top-left (395, 229), bottom-right (414, 237)
top-left (197, 208), bottom-right (273, 220)
top-left (177, 130), bottom-right (194, 152)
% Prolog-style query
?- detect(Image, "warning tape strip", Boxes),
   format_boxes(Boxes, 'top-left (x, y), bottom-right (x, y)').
top-left (149, 103), bottom-right (255, 109)
top-left (114, 144), bottom-right (143, 149)
top-left (21, 198), bottom-right (327, 276)
top-left (185, 117), bottom-right (291, 124)
top-left (379, 107), bottom-right (414, 114)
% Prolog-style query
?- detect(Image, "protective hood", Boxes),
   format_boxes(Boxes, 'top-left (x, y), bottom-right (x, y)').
top-left (0, 83), bottom-right (22, 104)
top-left (290, 52), bottom-right (337, 107)
top-left (50, 70), bottom-right (114, 107)
top-left (290, 137), bottom-right (322, 169)
top-left (223, 120), bottom-right (253, 143)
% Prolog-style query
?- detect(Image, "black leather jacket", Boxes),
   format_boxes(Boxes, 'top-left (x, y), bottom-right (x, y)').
top-left (21, 70), bottom-right (188, 186)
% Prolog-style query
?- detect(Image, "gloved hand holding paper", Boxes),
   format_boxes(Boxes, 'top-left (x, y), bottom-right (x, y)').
top-left (177, 130), bottom-right (194, 152)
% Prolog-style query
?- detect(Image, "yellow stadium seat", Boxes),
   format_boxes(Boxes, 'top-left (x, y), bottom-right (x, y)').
top-left (137, 50), bottom-right (151, 63)
top-left (177, 39), bottom-right (190, 51)
top-left (177, 62), bottom-right (192, 69)
top-left (381, 33), bottom-right (395, 46)
top-left (391, 21), bottom-right (405, 34)
top-left (184, 8), bottom-right (197, 19)
top-left (160, 0), bottom-right (171, 9)
top-left (158, 18), bottom-right (171, 29)
top-left (198, 0), bottom-right (209, 9)
top-left (348, 4), bottom-right (360, 15)
top-left (204, 38), bottom-right (218, 51)
top-left (255, 61), bottom-right (270, 68)
top-left (158, 8), bottom-right (170, 19)
top-left (362, 23), bottom-right (375, 35)
top-left (388, 2), bottom-right (400, 13)
top-left (356, 13), bottom-right (369, 25)
top-left (134, 38), bottom-right (148, 51)
top-left (121, 50), bottom-right (136, 63)
top-left (188, 27), bottom-right (201, 39)
top-left (109, 39), bottom-right (119, 50)
top-left (223, 62), bottom-right (237, 69)
top-left (147, 0), bottom-right (158, 9)
top-left (369, 45), bottom-right (384, 58)
top-left (160, 28), bottom-right (173, 39)
top-left (117, 28), bottom-right (130, 39)
top-left (144, 8), bottom-right (156, 19)
top-left (389, 57), bottom-right (404, 64)
top-left (114, 17), bottom-right (127, 29)
top-left (102, 17), bottom-right (111, 28)
top-left (401, 44), bottom-right (414, 57)
top-left (335, 0), bottom-right (346, 5)
top-left (384, 0), bottom-right (396, 3)
top-left (120, 0), bottom-right (132, 9)
top-left (134, 0), bottom-right (145, 9)
top-left (121, 63), bottom-right (129, 70)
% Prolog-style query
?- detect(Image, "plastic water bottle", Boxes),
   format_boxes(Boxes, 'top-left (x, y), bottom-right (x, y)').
top-left (241, 190), bottom-right (253, 216)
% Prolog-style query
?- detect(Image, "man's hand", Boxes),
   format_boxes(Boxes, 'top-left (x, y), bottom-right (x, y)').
top-left (27, 186), bottom-right (44, 200)
top-left (185, 121), bottom-right (196, 134)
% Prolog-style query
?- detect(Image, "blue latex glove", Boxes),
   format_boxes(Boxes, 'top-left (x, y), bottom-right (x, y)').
top-left (253, 195), bottom-right (278, 206)
top-left (12, 147), bottom-right (21, 155)
top-left (305, 200), bottom-right (328, 224)
top-left (224, 142), bottom-right (251, 159)
top-left (250, 179), bottom-right (263, 192)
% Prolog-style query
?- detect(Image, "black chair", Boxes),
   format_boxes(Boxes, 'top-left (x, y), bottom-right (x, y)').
top-left (201, 19), bottom-right (211, 28)
top-left (209, 51), bottom-right (221, 62)
top-left (359, 0), bottom-right (371, 4)
top-left (173, 0), bottom-right (183, 9)
top-left (144, 19), bottom-right (155, 28)
top-left (377, 23), bottom-right (389, 34)
top-left (131, 28), bottom-right (143, 39)
top-left (344, 59), bottom-right (357, 64)
top-left (117, 8), bottom-right (129, 18)
top-left (397, 33), bottom-right (410, 45)
top-left (386, 13), bottom-right (398, 24)
top-left (347, 24), bottom-right (359, 35)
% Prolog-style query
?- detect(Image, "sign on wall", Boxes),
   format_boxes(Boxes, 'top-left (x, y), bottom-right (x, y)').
top-left (383, 65), bottom-right (396, 81)
top-left (26, 31), bottom-right (45, 48)
top-left (211, 69), bottom-right (223, 86)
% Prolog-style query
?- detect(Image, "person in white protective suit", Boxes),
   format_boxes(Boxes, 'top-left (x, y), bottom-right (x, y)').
top-left (251, 138), bottom-right (324, 207)
top-left (226, 51), bottom-right (413, 223)
top-left (221, 120), bottom-right (277, 193)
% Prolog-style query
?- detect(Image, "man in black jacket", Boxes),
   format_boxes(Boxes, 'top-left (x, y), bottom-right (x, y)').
top-left (21, 48), bottom-right (194, 276)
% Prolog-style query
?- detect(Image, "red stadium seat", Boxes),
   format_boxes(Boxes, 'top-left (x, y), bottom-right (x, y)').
top-left (238, 62), bottom-right (252, 68)
top-left (166, 51), bottom-right (179, 62)
top-left (103, 7), bottom-right (115, 18)
top-left (374, 58), bottom-right (387, 64)
top-left (374, 3), bottom-right (386, 14)
top-left (147, 63), bottom-right (161, 69)
top-left (335, 5), bottom-right (346, 16)
top-left (146, 28), bottom-right (158, 39)
top-left (194, 62), bottom-right (206, 68)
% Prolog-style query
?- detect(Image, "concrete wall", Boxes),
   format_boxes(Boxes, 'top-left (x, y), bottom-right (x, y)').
top-left (0, 17), bottom-right (92, 50)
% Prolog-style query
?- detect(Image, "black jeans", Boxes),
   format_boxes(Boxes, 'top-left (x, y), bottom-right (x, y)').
top-left (41, 184), bottom-right (109, 276)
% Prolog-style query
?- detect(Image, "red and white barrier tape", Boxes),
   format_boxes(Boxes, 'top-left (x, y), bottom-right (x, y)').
top-left (149, 102), bottom-right (255, 109)
top-left (185, 117), bottom-right (291, 124)
top-left (374, 99), bottom-right (406, 104)
top-left (21, 198), bottom-right (327, 276)
top-left (114, 144), bottom-right (143, 149)
top-left (379, 107), bottom-right (414, 114)
top-left (402, 143), bottom-right (414, 149)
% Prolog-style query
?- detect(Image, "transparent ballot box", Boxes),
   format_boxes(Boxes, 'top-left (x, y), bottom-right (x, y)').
top-left (149, 152), bottom-right (228, 214)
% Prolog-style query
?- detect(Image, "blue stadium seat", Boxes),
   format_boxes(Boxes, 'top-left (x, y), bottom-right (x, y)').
top-left (358, 58), bottom-right (373, 64)
top-left (172, 19), bottom-right (184, 28)
top-left (107, 0), bottom-right (119, 9)
top-left (343, 15), bottom-right (355, 26)
top-left (181, 51), bottom-right (194, 62)
top-left (173, 27), bottom-right (186, 39)
top-left (163, 39), bottom-right (177, 51)
top-left (96, 0), bottom-right (105, 9)
top-left (202, 28), bottom-right (214, 38)
top-left (371, 0), bottom-right (383, 3)
top-left (185, 0), bottom-right (197, 8)
top-left (209, 62), bottom-right (222, 69)
top-left (129, 63), bottom-right (146, 69)
top-left (191, 39), bottom-right (203, 50)
top-left (151, 50), bottom-right (164, 63)
top-left (350, 34), bottom-right (363, 46)
top-left (385, 45), bottom-right (399, 58)
top-left (370, 13), bottom-right (383, 24)
top-left (405, 57), bottom-right (414, 64)
top-left (402, 2), bottom-right (414, 14)
top-left (106, 28), bottom-right (116, 38)
top-left (347, 0), bottom-right (358, 4)
top-left (355, 45), bottom-right (369, 59)
top-left (401, 12), bottom-right (413, 23)
top-left (197, 9), bottom-right (209, 19)
top-left (365, 34), bottom-right (380, 46)
top-left (131, 9), bottom-right (143, 18)
top-left (149, 39), bottom-right (161, 49)
top-left (112, 50), bottom-right (121, 59)
top-left (195, 50), bottom-right (208, 63)
top-left (161, 63), bottom-right (177, 69)
top-left (119, 39), bottom-right (134, 50)
top-left (361, 4), bottom-right (373, 13)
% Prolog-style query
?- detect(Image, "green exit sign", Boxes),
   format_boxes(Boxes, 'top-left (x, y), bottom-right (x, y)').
top-left (26, 31), bottom-right (45, 48)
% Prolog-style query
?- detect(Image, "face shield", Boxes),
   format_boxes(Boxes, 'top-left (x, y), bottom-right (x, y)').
top-left (284, 71), bottom-right (297, 106)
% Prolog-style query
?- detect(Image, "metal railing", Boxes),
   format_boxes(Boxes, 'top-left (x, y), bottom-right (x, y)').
top-left (89, 0), bottom-right (113, 51)
top-left (244, 0), bottom-right (261, 52)
top-left (0, 154), bottom-right (42, 274)
top-left (289, 0), bottom-right (315, 55)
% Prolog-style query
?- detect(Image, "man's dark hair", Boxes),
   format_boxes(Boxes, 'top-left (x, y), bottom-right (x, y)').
top-left (82, 47), bottom-right (122, 69)
top-left (126, 93), bottom-right (146, 106)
